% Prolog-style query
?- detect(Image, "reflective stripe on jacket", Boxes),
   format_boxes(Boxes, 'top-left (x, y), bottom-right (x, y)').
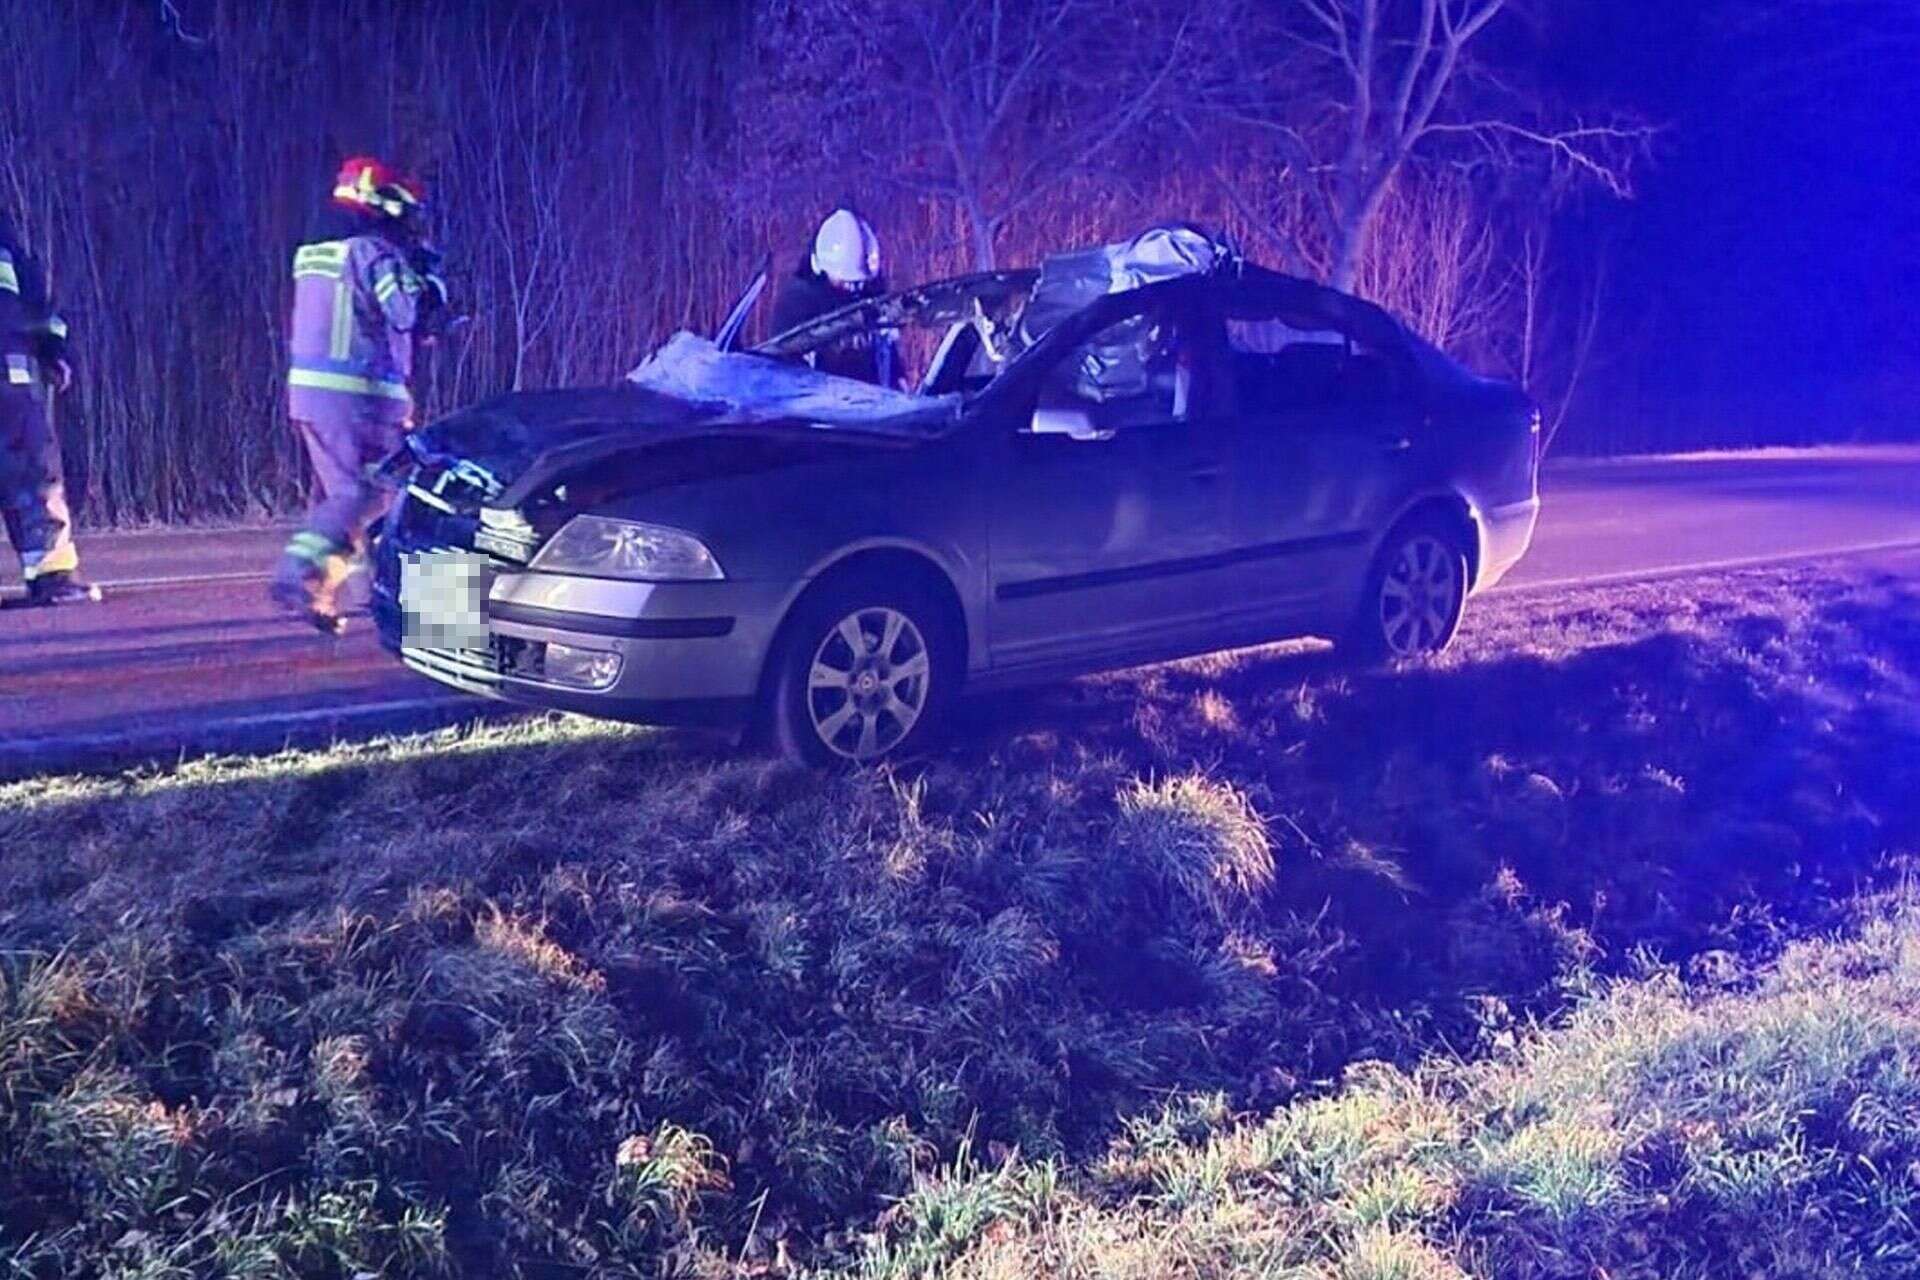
top-left (287, 232), bottom-right (424, 426)
top-left (0, 239), bottom-right (71, 367)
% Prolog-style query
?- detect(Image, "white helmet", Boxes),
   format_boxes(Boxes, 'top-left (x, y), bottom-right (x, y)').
top-left (811, 208), bottom-right (881, 287)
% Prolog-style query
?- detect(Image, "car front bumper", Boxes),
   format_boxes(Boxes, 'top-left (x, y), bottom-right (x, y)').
top-left (379, 568), bottom-right (794, 730)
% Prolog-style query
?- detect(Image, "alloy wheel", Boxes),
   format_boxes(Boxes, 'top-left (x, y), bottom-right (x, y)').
top-left (1377, 534), bottom-right (1463, 657)
top-left (805, 606), bottom-right (932, 761)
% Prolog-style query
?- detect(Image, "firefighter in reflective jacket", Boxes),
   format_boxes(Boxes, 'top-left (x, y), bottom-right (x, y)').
top-left (0, 213), bottom-right (100, 606)
top-left (271, 156), bottom-right (448, 633)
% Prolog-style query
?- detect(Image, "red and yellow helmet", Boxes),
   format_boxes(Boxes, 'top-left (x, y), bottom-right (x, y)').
top-left (331, 156), bottom-right (427, 221)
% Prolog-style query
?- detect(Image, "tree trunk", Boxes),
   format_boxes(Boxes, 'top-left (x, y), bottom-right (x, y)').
top-left (1329, 176), bottom-right (1393, 294)
top-left (964, 193), bottom-right (998, 272)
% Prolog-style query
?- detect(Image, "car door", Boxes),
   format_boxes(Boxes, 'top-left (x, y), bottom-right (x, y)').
top-left (1221, 324), bottom-right (1425, 627)
top-left (986, 299), bottom-right (1238, 670)
top-left (714, 254), bottom-right (772, 351)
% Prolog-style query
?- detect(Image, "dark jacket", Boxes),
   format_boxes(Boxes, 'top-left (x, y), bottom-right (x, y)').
top-left (769, 261), bottom-right (901, 387)
top-left (0, 215), bottom-right (70, 372)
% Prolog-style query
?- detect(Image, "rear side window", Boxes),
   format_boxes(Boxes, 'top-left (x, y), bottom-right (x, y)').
top-left (1230, 328), bottom-right (1406, 415)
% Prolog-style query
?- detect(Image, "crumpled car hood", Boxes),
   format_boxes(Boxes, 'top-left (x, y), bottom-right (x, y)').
top-left (408, 336), bottom-right (953, 505)
top-left (408, 386), bottom-right (709, 485)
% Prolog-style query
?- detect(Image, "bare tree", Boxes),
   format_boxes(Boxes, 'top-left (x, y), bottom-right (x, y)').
top-left (1512, 213), bottom-right (1612, 453)
top-left (0, 0), bottom-right (756, 524)
top-left (1356, 172), bottom-right (1506, 354)
top-left (739, 0), bottom-right (1204, 269)
top-left (0, 0), bottom-right (1669, 524)
top-left (1204, 0), bottom-right (1653, 292)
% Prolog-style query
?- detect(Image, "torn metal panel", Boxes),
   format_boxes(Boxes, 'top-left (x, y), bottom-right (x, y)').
top-left (1227, 319), bottom-right (1347, 354)
top-left (1017, 224), bottom-right (1238, 403)
top-left (715, 255), bottom-right (772, 352)
top-left (1018, 223), bottom-right (1237, 345)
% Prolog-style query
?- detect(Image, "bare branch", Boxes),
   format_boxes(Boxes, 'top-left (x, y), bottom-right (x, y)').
top-left (1298, 0), bottom-right (1360, 73)
top-left (1418, 120), bottom-right (1655, 198)
top-left (999, 13), bottom-right (1196, 221)
top-left (1388, 0), bottom-right (1442, 143)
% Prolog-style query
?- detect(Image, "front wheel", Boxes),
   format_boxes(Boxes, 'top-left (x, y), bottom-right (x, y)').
top-left (764, 575), bottom-right (957, 766)
top-left (1343, 517), bottom-right (1470, 663)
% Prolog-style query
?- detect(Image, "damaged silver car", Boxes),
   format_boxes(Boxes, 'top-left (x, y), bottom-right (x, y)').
top-left (372, 226), bottom-right (1541, 764)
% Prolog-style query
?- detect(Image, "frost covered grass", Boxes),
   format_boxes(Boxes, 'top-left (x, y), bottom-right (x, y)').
top-left (833, 895), bottom-right (1920, 1280)
top-left (1, 560), bottom-right (1917, 1276)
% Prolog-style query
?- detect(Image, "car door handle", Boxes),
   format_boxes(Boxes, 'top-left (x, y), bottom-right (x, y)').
top-left (1379, 435), bottom-right (1413, 454)
top-left (1188, 465), bottom-right (1224, 484)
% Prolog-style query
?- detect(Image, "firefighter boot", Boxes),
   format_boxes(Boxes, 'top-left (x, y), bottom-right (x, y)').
top-left (25, 571), bottom-right (102, 606)
top-left (269, 561), bottom-right (350, 635)
top-left (271, 532), bottom-right (352, 635)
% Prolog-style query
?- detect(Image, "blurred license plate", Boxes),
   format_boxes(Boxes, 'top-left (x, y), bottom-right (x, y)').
top-left (400, 549), bottom-right (495, 648)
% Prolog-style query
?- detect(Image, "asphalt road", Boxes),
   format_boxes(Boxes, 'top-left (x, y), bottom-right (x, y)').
top-left (2, 446), bottom-right (1917, 777)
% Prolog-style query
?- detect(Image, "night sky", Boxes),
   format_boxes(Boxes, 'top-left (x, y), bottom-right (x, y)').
top-left (1550, 0), bottom-right (1918, 448)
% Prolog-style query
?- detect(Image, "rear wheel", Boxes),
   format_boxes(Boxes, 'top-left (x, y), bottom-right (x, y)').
top-left (1344, 516), bottom-right (1470, 663)
top-left (764, 574), bottom-right (957, 766)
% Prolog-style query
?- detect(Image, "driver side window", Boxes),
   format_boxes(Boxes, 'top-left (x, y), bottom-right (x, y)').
top-left (1035, 305), bottom-right (1199, 433)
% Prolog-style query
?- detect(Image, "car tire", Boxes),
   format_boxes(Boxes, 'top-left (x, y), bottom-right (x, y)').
top-left (763, 573), bottom-right (959, 767)
top-left (1342, 515), bottom-right (1471, 664)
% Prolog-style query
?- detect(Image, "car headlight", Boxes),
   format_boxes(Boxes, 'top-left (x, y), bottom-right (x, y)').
top-left (531, 516), bottom-right (724, 581)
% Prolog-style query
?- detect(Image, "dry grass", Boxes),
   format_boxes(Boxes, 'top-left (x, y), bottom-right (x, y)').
top-left (1, 559), bottom-right (1917, 1275)
top-left (847, 893), bottom-right (1920, 1279)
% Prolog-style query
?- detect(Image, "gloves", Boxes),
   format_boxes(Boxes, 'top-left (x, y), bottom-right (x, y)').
top-left (408, 244), bottom-right (449, 308)
top-left (404, 243), bottom-right (471, 342)
top-left (415, 264), bottom-right (453, 340)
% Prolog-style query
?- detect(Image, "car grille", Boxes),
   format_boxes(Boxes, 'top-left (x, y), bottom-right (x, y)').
top-left (373, 462), bottom-right (518, 677)
top-left (400, 638), bottom-right (505, 693)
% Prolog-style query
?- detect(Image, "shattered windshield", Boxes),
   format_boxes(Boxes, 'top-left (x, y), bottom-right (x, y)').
top-left (748, 270), bottom-right (1039, 399)
top-left (624, 231), bottom-right (1257, 429)
top-left (752, 271), bottom-right (1036, 361)
top-left (627, 333), bottom-right (962, 430)
top-left (617, 273), bottom-right (1040, 434)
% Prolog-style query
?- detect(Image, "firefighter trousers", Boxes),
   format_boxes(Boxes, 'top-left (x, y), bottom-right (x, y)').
top-left (0, 380), bottom-right (79, 583)
top-left (290, 411), bottom-right (406, 561)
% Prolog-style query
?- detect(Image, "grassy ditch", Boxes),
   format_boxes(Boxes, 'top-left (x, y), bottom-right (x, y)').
top-left (831, 893), bottom-right (1920, 1279)
top-left (1, 559), bottom-right (1917, 1276)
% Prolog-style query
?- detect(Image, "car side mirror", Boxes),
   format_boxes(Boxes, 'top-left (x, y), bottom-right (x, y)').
top-left (1027, 404), bottom-right (1114, 442)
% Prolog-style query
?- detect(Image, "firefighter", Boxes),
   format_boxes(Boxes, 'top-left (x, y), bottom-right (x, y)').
top-left (769, 208), bottom-right (902, 386)
top-left (0, 213), bottom-right (100, 607)
top-left (271, 156), bottom-right (448, 633)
